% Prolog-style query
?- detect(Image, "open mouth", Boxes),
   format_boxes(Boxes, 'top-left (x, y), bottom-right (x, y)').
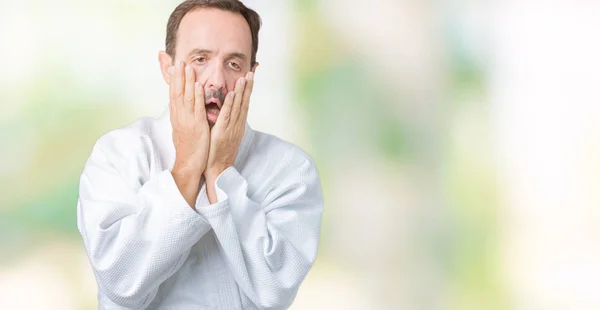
top-left (204, 90), bottom-right (224, 125)
top-left (205, 99), bottom-right (221, 125)
top-left (205, 102), bottom-right (220, 115)
top-left (205, 97), bottom-right (222, 108)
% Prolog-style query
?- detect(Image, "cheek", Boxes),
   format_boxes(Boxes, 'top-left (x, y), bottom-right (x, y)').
top-left (192, 66), bottom-right (206, 80)
top-left (225, 72), bottom-right (245, 91)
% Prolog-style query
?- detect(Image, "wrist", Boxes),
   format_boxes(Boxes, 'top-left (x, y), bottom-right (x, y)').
top-left (204, 166), bottom-right (230, 205)
top-left (172, 163), bottom-right (204, 179)
top-left (204, 165), bottom-right (228, 181)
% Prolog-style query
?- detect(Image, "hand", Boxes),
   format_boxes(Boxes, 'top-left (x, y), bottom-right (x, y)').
top-left (168, 60), bottom-right (210, 207)
top-left (169, 61), bottom-right (210, 175)
top-left (204, 71), bottom-right (254, 200)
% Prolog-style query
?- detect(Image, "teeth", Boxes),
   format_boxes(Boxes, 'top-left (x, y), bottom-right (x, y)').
top-left (207, 108), bottom-right (220, 114)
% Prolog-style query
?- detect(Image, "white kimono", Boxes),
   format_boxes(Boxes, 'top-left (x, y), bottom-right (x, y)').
top-left (76, 108), bottom-right (323, 309)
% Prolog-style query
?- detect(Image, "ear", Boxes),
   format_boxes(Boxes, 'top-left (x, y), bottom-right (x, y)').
top-left (251, 62), bottom-right (259, 73)
top-left (158, 51), bottom-right (173, 84)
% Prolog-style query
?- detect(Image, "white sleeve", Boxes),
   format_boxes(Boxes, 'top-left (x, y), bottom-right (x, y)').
top-left (76, 134), bottom-right (211, 309)
top-left (196, 156), bottom-right (323, 310)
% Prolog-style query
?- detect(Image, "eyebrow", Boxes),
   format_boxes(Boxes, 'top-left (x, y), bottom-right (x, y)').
top-left (187, 48), bottom-right (248, 61)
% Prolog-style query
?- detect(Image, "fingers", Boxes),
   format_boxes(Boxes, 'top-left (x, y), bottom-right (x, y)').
top-left (168, 66), bottom-right (176, 119)
top-left (217, 91), bottom-right (236, 127)
top-left (184, 65), bottom-right (195, 113)
top-left (173, 61), bottom-right (184, 101)
top-left (240, 72), bottom-right (254, 124)
top-left (194, 81), bottom-right (206, 121)
top-left (230, 77), bottom-right (246, 124)
top-left (173, 61), bottom-right (185, 119)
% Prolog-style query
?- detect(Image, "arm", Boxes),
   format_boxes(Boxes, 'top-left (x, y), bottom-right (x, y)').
top-left (199, 70), bottom-right (322, 308)
top-left (172, 167), bottom-right (203, 207)
top-left (77, 60), bottom-right (211, 308)
top-left (199, 156), bottom-right (323, 309)
top-left (77, 136), bottom-right (211, 308)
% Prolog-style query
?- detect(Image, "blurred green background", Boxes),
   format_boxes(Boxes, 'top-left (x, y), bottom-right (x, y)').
top-left (1, 1), bottom-right (600, 309)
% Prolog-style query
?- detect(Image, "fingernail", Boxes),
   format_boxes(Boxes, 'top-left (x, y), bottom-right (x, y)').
top-left (195, 82), bottom-right (200, 89)
top-left (229, 92), bottom-right (235, 98)
top-left (185, 65), bottom-right (192, 74)
top-left (248, 72), bottom-right (254, 80)
top-left (240, 78), bottom-right (246, 86)
top-left (168, 66), bottom-right (174, 74)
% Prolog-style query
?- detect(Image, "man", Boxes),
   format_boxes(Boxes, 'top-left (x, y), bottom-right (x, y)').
top-left (76, 1), bottom-right (323, 309)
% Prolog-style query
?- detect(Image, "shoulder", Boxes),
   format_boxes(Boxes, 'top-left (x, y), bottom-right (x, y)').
top-left (246, 129), bottom-right (319, 179)
top-left (88, 116), bottom-right (164, 177)
top-left (241, 130), bottom-right (322, 210)
top-left (252, 130), bottom-right (315, 165)
top-left (83, 115), bottom-right (165, 187)
top-left (94, 116), bottom-right (158, 157)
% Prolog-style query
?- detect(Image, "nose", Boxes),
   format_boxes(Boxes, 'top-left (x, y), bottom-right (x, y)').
top-left (204, 62), bottom-right (226, 92)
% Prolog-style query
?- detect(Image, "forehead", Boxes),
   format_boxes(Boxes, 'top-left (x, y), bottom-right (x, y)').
top-left (177, 8), bottom-right (252, 57)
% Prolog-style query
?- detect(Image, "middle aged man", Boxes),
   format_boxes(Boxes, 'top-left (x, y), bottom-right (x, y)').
top-left (76, 1), bottom-right (323, 309)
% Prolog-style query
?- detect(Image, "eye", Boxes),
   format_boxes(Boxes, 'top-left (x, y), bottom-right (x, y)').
top-left (194, 56), bottom-right (208, 64)
top-left (228, 61), bottom-right (241, 71)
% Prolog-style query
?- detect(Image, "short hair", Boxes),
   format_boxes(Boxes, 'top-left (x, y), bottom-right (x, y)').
top-left (165, 0), bottom-right (262, 66)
